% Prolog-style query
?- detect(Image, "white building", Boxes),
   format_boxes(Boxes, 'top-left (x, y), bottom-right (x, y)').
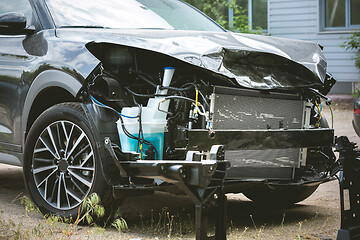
top-left (232, 0), bottom-right (360, 93)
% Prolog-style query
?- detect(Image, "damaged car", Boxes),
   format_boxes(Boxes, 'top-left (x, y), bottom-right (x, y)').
top-left (0, 0), bottom-right (337, 217)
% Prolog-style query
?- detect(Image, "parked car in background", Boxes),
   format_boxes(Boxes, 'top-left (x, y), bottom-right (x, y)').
top-left (0, 0), bottom-right (336, 218)
top-left (353, 96), bottom-right (360, 137)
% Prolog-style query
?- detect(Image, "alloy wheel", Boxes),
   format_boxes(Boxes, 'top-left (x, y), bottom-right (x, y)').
top-left (31, 120), bottom-right (95, 210)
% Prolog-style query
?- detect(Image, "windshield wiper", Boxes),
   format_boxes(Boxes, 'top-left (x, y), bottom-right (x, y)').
top-left (137, 27), bottom-right (176, 30)
top-left (59, 25), bottom-right (108, 29)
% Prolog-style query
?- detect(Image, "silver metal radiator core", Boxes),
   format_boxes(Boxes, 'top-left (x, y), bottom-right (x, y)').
top-left (211, 87), bottom-right (305, 130)
top-left (210, 86), bottom-right (306, 180)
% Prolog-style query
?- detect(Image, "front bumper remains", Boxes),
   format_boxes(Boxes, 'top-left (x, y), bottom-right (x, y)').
top-left (186, 128), bottom-right (334, 150)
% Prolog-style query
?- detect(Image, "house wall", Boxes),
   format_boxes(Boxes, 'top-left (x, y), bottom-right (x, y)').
top-left (268, 0), bottom-right (359, 94)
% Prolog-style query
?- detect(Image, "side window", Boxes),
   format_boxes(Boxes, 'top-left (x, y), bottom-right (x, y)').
top-left (0, 0), bottom-right (33, 26)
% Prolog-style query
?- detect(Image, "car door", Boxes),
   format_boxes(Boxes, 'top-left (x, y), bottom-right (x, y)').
top-left (0, 0), bottom-right (33, 155)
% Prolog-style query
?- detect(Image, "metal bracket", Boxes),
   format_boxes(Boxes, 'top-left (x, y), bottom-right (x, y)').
top-left (105, 141), bottom-right (230, 239)
top-left (181, 160), bottom-right (228, 240)
top-left (334, 136), bottom-right (360, 240)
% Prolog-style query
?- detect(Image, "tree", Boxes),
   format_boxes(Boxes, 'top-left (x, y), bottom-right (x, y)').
top-left (341, 32), bottom-right (360, 96)
top-left (183, 0), bottom-right (261, 34)
top-left (342, 32), bottom-right (360, 71)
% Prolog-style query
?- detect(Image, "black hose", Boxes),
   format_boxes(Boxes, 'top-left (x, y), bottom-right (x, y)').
top-left (119, 114), bottom-right (158, 159)
top-left (138, 74), bottom-right (157, 87)
top-left (125, 87), bottom-right (155, 97)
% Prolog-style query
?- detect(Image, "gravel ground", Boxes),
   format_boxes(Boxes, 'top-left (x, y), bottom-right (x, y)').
top-left (0, 108), bottom-right (357, 240)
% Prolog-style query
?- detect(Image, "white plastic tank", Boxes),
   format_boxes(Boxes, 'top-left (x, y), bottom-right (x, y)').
top-left (117, 67), bottom-right (175, 160)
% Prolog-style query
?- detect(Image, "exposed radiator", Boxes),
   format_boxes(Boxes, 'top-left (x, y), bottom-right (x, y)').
top-left (211, 86), bottom-right (305, 130)
top-left (210, 86), bottom-right (307, 180)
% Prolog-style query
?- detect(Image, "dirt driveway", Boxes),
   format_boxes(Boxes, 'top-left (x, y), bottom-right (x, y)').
top-left (0, 108), bottom-right (357, 239)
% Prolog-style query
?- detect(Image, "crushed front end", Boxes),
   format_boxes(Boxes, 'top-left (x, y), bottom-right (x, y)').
top-left (79, 38), bottom-right (337, 204)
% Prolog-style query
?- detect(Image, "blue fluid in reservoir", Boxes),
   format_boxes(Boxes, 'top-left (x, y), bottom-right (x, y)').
top-left (119, 132), bottom-right (164, 160)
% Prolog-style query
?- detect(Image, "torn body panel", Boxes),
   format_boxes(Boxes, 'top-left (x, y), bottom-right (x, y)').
top-left (56, 28), bottom-right (328, 91)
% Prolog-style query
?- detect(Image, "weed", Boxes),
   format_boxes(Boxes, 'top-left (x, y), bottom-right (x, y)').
top-left (32, 223), bottom-right (45, 238)
top-left (112, 218), bottom-right (128, 232)
top-left (79, 193), bottom-right (105, 225)
top-left (256, 224), bottom-right (266, 240)
top-left (20, 195), bottom-right (39, 216)
top-left (16, 193), bottom-right (128, 239)
top-left (242, 226), bottom-right (249, 236)
top-left (249, 214), bottom-right (257, 230)
top-left (296, 219), bottom-right (309, 240)
top-left (166, 212), bottom-right (175, 239)
top-left (280, 213), bottom-right (285, 228)
top-left (274, 213), bottom-right (286, 236)
top-left (131, 207), bottom-right (194, 238)
top-left (109, 207), bottom-right (128, 232)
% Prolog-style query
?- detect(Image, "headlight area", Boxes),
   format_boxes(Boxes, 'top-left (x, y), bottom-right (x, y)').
top-left (79, 45), bottom-right (335, 193)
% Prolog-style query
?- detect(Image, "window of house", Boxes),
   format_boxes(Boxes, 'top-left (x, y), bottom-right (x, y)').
top-left (250, 0), bottom-right (268, 30)
top-left (322, 0), bottom-right (360, 30)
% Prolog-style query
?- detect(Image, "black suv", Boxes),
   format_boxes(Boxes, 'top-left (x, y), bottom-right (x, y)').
top-left (0, 0), bottom-right (335, 218)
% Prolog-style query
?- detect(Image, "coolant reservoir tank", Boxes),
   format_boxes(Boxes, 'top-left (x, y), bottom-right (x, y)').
top-left (117, 67), bottom-right (175, 160)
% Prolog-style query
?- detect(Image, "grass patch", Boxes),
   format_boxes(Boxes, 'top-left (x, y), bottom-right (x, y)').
top-left (130, 207), bottom-right (195, 239)
top-left (2, 193), bottom-right (129, 239)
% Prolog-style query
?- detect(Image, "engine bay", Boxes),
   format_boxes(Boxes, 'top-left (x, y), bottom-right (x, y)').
top-left (80, 45), bottom-right (336, 187)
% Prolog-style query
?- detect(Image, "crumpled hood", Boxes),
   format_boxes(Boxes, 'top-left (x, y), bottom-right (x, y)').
top-left (57, 29), bottom-right (327, 90)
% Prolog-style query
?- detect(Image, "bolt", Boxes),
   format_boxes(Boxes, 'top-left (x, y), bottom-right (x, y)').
top-left (160, 166), bottom-right (165, 171)
top-left (213, 194), bottom-right (218, 199)
top-left (104, 138), bottom-right (110, 145)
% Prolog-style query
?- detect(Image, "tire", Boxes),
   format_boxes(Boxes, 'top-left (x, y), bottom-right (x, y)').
top-left (243, 184), bottom-right (319, 206)
top-left (23, 102), bottom-right (112, 218)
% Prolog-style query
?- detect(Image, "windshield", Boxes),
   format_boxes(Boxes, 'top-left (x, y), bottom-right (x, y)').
top-left (45, 0), bottom-right (224, 32)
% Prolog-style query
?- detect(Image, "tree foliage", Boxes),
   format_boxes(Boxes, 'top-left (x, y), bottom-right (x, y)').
top-left (183, 0), bottom-right (261, 34)
top-left (342, 31), bottom-right (360, 71)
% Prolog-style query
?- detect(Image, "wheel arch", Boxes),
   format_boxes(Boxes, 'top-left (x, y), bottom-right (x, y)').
top-left (22, 70), bottom-right (82, 159)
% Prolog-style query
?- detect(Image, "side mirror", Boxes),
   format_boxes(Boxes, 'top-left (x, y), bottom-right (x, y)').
top-left (0, 12), bottom-right (34, 35)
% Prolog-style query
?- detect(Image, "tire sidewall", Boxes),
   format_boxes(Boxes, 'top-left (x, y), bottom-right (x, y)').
top-left (23, 103), bottom-right (108, 218)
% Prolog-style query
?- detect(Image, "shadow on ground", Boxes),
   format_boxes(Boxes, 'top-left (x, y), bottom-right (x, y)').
top-left (0, 165), bottom-right (338, 239)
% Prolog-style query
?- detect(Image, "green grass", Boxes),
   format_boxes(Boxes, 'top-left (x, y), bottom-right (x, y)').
top-left (0, 194), bottom-right (337, 240)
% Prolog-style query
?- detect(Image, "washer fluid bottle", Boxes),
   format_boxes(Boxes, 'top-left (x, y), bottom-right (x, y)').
top-left (117, 67), bottom-right (175, 160)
